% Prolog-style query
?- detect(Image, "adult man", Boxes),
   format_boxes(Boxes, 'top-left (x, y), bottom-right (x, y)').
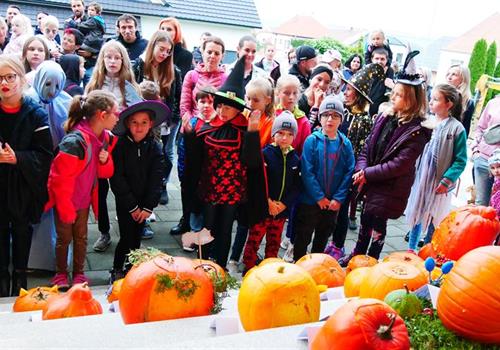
top-left (112, 14), bottom-right (148, 63)
top-left (368, 47), bottom-right (395, 116)
top-left (192, 31), bottom-right (211, 65)
top-left (65, 0), bottom-right (87, 25)
top-left (289, 45), bottom-right (317, 90)
top-left (5, 5), bottom-right (20, 40)
top-left (0, 16), bottom-right (8, 52)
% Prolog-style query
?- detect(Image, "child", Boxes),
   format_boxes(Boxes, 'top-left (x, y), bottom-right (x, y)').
top-left (242, 112), bottom-right (301, 271)
top-left (489, 150), bottom-right (500, 221)
top-left (38, 15), bottom-right (62, 60)
top-left (339, 51), bottom-right (431, 265)
top-left (364, 29), bottom-right (393, 66)
top-left (109, 101), bottom-right (168, 281)
top-left (406, 84), bottom-right (467, 252)
top-left (293, 95), bottom-right (355, 261)
top-left (59, 54), bottom-right (85, 97)
top-left (2, 14), bottom-right (33, 56)
top-left (183, 55), bottom-right (266, 268)
top-left (67, 1), bottom-right (106, 59)
top-left (46, 90), bottom-right (118, 288)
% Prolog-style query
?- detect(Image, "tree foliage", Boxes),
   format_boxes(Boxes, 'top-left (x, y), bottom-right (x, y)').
top-left (291, 37), bottom-right (364, 62)
top-left (468, 39), bottom-right (487, 94)
top-left (485, 41), bottom-right (497, 76)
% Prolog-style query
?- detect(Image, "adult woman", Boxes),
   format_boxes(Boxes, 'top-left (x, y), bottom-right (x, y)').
top-left (446, 64), bottom-right (474, 136)
top-left (133, 30), bottom-right (182, 206)
top-left (0, 17), bottom-right (9, 53)
top-left (0, 56), bottom-right (53, 296)
top-left (342, 54), bottom-right (363, 82)
top-left (227, 35), bottom-right (267, 88)
top-left (22, 36), bottom-right (50, 86)
top-left (158, 17), bottom-right (193, 80)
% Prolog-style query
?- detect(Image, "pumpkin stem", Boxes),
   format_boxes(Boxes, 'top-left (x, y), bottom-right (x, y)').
top-left (377, 313), bottom-right (396, 340)
top-left (404, 284), bottom-right (409, 294)
top-left (278, 266), bottom-right (285, 274)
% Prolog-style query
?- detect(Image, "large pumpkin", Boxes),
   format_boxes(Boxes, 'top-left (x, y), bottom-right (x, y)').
top-left (310, 298), bottom-right (410, 350)
top-left (431, 205), bottom-right (500, 261)
top-left (344, 267), bottom-right (372, 298)
top-left (238, 262), bottom-right (320, 331)
top-left (383, 252), bottom-right (426, 275)
top-left (437, 246), bottom-right (500, 344)
top-left (296, 253), bottom-right (345, 287)
top-left (359, 262), bottom-right (427, 300)
top-left (119, 255), bottom-right (214, 324)
top-left (193, 259), bottom-right (226, 292)
top-left (346, 255), bottom-right (378, 273)
top-left (13, 286), bottom-right (59, 312)
top-left (106, 278), bottom-right (123, 303)
top-left (42, 283), bottom-right (102, 320)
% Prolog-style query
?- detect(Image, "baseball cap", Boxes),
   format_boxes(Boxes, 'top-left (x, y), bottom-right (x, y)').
top-left (322, 49), bottom-right (342, 63)
top-left (296, 45), bottom-right (317, 61)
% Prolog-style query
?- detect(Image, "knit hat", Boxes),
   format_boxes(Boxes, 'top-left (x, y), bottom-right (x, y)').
top-left (322, 49), bottom-right (342, 63)
top-left (296, 45), bottom-right (317, 61)
top-left (319, 95), bottom-right (344, 118)
top-left (394, 50), bottom-right (424, 86)
top-left (272, 111), bottom-right (298, 137)
top-left (340, 63), bottom-right (385, 104)
top-left (488, 149), bottom-right (500, 166)
top-left (114, 100), bottom-right (171, 136)
top-left (205, 55), bottom-right (248, 111)
top-left (310, 65), bottom-right (333, 80)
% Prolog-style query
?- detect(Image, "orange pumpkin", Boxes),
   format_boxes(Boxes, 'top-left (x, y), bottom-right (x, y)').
top-left (346, 255), bottom-right (378, 273)
top-left (42, 283), bottom-right (102, 320)
top-left (106, 278), bottom-right (123, 303)
top-left (296, 253), bottom-right (345, 287)
top-left (383, 252), bottom-right (426, 275)
top-left (437, 246), bottom-right (500, 344)
top-left (12, 286), bottom-right (59, 312)
top-left (359, 262), bottom-right (427, 300)
top-left (119, 254), bottom-right (214, 324)
top-left (311, 298), bottom-right (410, 350)
top-left (417, 243), bottom-right (437, 260)
top-left (238, 262), bottom-right (320, 331)
top-left (193, 259), bottom-right (226, 292)
top-left (344, 267), bottom-right (372, 298)
top-left (431, 205), bottom-right (500, 261)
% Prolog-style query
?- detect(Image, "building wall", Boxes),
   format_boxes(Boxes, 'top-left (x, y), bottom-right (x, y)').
top-left (435, 51), bottom-right (471, 84)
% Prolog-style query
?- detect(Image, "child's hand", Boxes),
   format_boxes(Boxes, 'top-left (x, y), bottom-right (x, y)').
top-left (268, 198), bottom-right (279, 216)
top-left (313, 88), bottom-right (325, 108)
top-left (181, 112), bottom-right (193, 133)
top-left (135, 210), bottom-right (151, 224)
top-left (384, 78), bottom-right (395, 89)
top-left (99, 149), bottom-right (109, 164)
top-left (275, 201), bottom-right (287, 214)
top-left (51, 49), bottom-right (62, 60)
top-left (328, 199), bottom-right (341, 211)
top-left (317, 198), bottom-right (330, 210)
top-left (248, 110), bottom-right (260, 132)
top-left (0, 143), bottom-right (17, 164)
top-left (435, 183), bottom-right (448, 194)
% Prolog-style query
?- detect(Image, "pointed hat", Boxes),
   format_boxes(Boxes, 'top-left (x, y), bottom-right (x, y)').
top-left (208, 55), bottom-right (248, 111)
top-left (341, 63), bottom-right (385, 104)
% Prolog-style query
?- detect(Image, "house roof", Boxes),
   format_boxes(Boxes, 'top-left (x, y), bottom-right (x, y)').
top-left (1, 0), bottom-right (261, 29)
top-left (444, 12), bottom-right (500, 54)
top-left (273, 15), bottom-right (332, 39)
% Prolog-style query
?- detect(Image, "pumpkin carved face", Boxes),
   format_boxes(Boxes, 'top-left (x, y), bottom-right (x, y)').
top-left (119, 255), bottom-right (214, 324)
top-left (437, 246), bottom-right (500, 344)
top-left (311, 298), bottom-right (410, 350)
top-left (359, 262), bottom-right (427, 300)
top-left (344, 267), bottom-right (372, 298)
top-left (13, 286), bottom-right (59, 312)
top-left (383, 252), bottom-right (426, 275)
top-left (238, 262), bottom-right (320, 331)
top-left (296, 253), bottom-right (345, 287)
top-left (346, 255), bottom-right (378, 273)
top-left (42, 283), bottom-right (102, 320)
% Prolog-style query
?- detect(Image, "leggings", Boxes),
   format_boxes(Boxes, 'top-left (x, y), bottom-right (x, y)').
top-left (113, 205), bottom-right (145, 271)
top-left (351, 209), bottom-right (388, 259)
top-left (55, 208), bottom-right (89, 274)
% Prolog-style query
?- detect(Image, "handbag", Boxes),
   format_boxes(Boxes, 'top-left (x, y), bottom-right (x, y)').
top-left (483, 123), bottom-right (500, 145)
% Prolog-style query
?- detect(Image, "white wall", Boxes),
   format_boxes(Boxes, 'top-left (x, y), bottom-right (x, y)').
top-left (435, 51), bottom-right (471, 83)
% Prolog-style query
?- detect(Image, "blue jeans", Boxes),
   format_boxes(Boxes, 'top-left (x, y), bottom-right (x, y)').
top-left (161, 121), bottom-right (180, 183)
top-left (408, 222), bottom-right (435, 251)
top-left (473, 156), bottom-right (493, 206)
top-left (229, 223), bottom-right (248, 262)
top-left (189, 212), bottom-right (203, 232)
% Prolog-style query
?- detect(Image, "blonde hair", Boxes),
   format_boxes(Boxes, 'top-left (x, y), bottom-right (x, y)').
top-left (369, 29), bottom-right (386, 41)
top-left (448, 64), bottom-right (471, 112)
top-left (143, 31), bottom-right (174, 98)
top-left (246, 77), bottom-right (275, 117)
top-left (0, 56), bottom-right (26, 93)
top-left (85, 40), bottom-right (140, 107)
top-left (276, 74), bottom-right (301, 94)
top-left (41, 15), bottom-right (59, 30)
top-left (65, 90), bottom-right (117, 132)
top-left (12, 14), bottom-right (34, 37)
top-left (139, 80), bottom-right (161, 100)
top-left (392, 83), bottom-right (427, 122)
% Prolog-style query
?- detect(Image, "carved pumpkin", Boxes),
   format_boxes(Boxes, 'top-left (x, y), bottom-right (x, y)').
top-left (194, 259), bottom-right (226, 292)
top-left (12, 286), bottom-right (59, 312)
top-left (106, 278), bottom-right (123, 303)
top-left (311, 298), bottom-right (410, 350)
top-left (417, 243), bottom-right (436, 260)
top-left (346, 255), bottom-right (378, 273)
top-left (359, 262), bottom-right (427, 300)
top-left (431, 205), bottom-right (500, 261)
top-left (42, 283), bottom-right (102, 320)
top-left (259, 257), bottom-right (283, 265)
top-left (383, 252), bottom-right (426, 275)
top-left (296, 253), bottom-right (345, 287)
top-left (344, 267), bottom-right (372, 298)
top-left (437, 246), bottom-right (500, 344)
top-left (119, 254), bottom-right (214, 324)
top-left (238, 262), bottom-right (320, 331)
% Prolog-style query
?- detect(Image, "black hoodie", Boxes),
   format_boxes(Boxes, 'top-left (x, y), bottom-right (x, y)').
top-left (60, 54), bottom-right (84, 97)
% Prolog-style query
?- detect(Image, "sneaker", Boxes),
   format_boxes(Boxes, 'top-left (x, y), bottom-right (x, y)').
top-left (404, 232), bottom-right (410, 242)
top-left (348, 218), bottom-right (358, 231)
top-left (170, 216), bottom-right (190, 236)
top-left (141, 224), bottom-right (154, 240)
top-left (159, 188), bottom-right (169, 205)
top-left (148, 212), bottom-right (157, 222)
top-left (418, 239), bottom-right (425, 248)
top-left (227, 260), bottom-right (239, 273)
top-left (280, 237), bottom-right (291, 250)
top-left (93, 233), bottom-right (111, 252)
top-left (72, 273), bottom-right (89, 285)
top-left (338, 253), bottom-right (354, 268)
top-left (51, 273), bottom-right (69, 289)
top-left (283, 244), bottom-right (294, 263)
top-left (326, 244), bottom-right (345, 261)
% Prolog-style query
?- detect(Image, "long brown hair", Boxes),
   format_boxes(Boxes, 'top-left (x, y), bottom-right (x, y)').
top-left (433, 83), bottom-right (463, 119)
top-left (392, 83), bottom-right (427, 122)
top-left (22, 36), bottom-right (49, 73)
top-left (85, 40), bottom-right (140, 108)
top-left (65, 90), bottom-right (116, 132)
top-left (143, 31), bottom-right (174, 98)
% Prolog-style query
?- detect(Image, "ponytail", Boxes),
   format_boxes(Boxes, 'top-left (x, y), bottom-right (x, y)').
top-left (433, 83), bottom-right (463, 120)
top-left (65, 90), bottom-right (117, 132)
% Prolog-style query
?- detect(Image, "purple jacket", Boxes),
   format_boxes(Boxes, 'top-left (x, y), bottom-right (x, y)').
top-left (356, 114), bottom-right (431, 219)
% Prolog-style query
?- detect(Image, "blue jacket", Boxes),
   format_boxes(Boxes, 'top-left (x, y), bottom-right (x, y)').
top-left (263, 144), bottom-right (301, 218)
top-left (300, 130), bottom-right (355, 205)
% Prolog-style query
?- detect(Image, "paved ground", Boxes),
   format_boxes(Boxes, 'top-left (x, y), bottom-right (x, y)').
top-left (25, 156), bottom-right (474, 289)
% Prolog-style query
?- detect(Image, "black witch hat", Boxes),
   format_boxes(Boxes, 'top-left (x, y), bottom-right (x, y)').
top-left (340, 63), bottom-right (385, 104)
top-left (394, 50), bottom-right (423, 86)
top-left (207, 55), bottom-right (248, 111)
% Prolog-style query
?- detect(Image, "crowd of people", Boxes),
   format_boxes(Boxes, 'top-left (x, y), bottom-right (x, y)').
top-left (1, 1), bottom-right (499, 297)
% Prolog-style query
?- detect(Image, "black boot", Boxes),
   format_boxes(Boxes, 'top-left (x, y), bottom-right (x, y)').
top-left (159, 185), bottom-right (169, 205)
top-left (11, 270), bottom-right (27, 297)
top-left (0, 270), bottom-right (10, 297)
top-left (170, 215), bottom-right (190, 236)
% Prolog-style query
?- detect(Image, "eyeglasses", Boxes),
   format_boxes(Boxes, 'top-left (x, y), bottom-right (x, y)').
top-left (320, 113), bottom-right (341, 120)
top-left (0, 73), bottom-right (17, 84)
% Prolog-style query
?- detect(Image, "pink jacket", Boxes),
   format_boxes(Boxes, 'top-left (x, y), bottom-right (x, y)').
top-left (180, 64), bottom-right (227, 119)
top-left (471, 96), bottom-right (500, 159)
